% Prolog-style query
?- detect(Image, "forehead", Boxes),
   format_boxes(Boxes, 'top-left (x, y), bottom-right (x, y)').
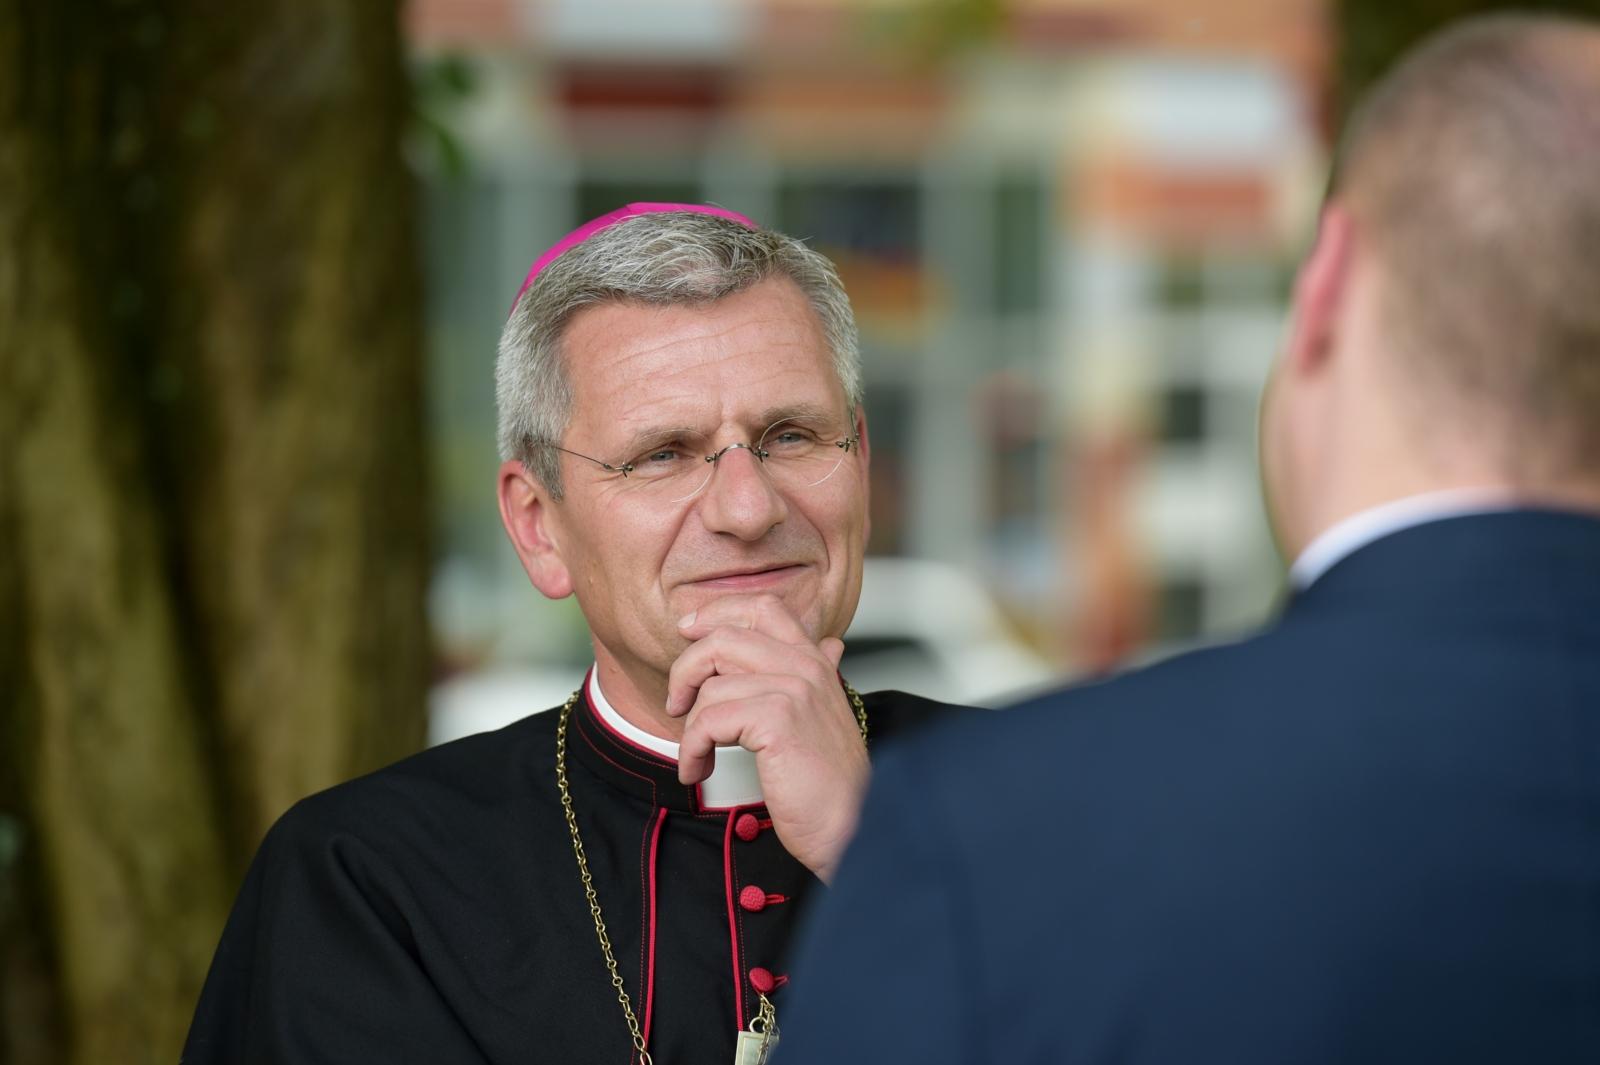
top-left (559, 277), bottom-right (844, 440)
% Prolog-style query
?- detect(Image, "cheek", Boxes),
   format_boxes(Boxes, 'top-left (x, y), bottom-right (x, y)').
top-left (1259, 369), bottom-right (1304, 532)
top-left (572, 499), bottom-right (672, 596)
top-left (812, 484), bottom-right (871, 581)
top-left (1260, 367), bottom-right (1288, 478)
top-left (813, 479), bottom-right (868, 542)
top-left (835, 458), bottom-right (871, 521)
top-left (614, 503), bottom-right (694, 597)
top-left (1259, 389), bottom-right (1281, 485)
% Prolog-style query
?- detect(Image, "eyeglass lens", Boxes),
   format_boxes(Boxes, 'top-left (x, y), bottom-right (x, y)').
top-left (616, 419), bottom-right (855, 504)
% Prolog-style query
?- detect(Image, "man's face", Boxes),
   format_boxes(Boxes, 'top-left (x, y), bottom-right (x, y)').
top-left (534, 277), bottom-right (869, 684)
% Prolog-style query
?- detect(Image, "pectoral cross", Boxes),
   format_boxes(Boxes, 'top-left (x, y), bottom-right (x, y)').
top-left (733, 1026), bottom-right (777, 1065)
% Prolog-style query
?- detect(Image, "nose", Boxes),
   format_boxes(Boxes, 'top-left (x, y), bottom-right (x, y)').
top-left (695, 443), bottom-right (788, 541)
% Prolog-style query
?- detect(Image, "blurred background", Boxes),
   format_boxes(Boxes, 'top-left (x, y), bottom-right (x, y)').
top-left (4, 0), bottom-right (1595, 1061)
top-left (419, 0), bottom-right (1325, 736)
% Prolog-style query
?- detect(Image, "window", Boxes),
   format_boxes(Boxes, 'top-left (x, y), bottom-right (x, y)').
top-left (1158, 382), bottom-right (1207, 445)
top-left (992, 172), bottom-right (1047, 312)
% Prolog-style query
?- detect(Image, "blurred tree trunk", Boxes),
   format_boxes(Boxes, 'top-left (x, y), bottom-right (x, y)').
top-left (1338, 0), bottom-right (1600, 123)
top-left (0, 2), bottom-right (429, 1063)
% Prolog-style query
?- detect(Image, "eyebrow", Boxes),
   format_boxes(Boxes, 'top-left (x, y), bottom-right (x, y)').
top-left (756, 402), bottom-right (844, 428)
top-left (610, 403), bottom-right (848, 459)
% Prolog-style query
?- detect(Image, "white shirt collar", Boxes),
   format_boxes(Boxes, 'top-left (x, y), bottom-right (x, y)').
top-left (586, 668), bottom-right (764, 809)
top-left (1289, 488), bottom-right (1519, 590)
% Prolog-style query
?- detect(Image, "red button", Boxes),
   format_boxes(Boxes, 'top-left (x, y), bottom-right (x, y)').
top-left (749, 967), bottom-right (777, 994)
top-left (739, 885), bottom-right (768, 912)
top-left (735, 813), bottom-right (761, 842)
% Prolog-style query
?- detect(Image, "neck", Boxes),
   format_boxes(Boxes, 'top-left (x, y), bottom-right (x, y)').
top-left (1287, 486), bottom-right (1520, 589)
top-left (583, 663), bottom-right (768, 809)
top-left (591, 652), bottom-right (683, 744)
top-left (1286, 396), bottom-right (1520, 560)
top-left (1289, 468), bottom-right (1600, 563)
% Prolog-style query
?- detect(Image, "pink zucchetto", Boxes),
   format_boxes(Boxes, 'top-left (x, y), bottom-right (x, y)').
top-left (509, 202), bottom-right (758, 315)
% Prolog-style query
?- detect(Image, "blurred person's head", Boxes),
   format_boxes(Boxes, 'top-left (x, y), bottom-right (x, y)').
top-left (1262, 13), bottom-right (1600, 558)
top-left (494, 208), bottom-right (870, 712)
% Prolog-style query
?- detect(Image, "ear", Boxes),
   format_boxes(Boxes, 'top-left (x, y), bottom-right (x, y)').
top-left (853, 406), bottom-right (871, 466)
top-left (1284, 202), bottom-right (1356, 376)
top-left (497, 459), bottom-right (574, 600)
top-left (853, 406), bottom-right (872, 543)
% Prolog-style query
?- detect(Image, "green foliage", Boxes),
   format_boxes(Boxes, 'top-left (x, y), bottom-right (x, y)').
top-left (864, 0), bottom-right (1008, 66)
top-left (410, 53), bottom-right (479, 179)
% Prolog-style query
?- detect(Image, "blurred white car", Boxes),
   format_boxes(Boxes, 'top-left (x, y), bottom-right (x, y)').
top-left (427, 557), bottom-right (1060, 746)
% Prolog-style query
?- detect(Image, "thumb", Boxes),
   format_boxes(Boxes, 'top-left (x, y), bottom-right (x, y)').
top-left (819, 636), bottom-right (846, 668)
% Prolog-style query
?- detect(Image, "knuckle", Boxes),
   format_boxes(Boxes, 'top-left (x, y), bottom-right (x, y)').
top-left (752, 594), bottom-right (789, 630)
top-left (800, 655), bottom-right (836, 689)
top-left (671, 641), bottom-right (705, 673)
top-left (761, 683), bottom-right (804, 721)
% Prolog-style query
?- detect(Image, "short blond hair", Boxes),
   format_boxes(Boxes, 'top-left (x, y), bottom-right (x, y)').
top-left (1335, 13), bottom-right (1600, 481)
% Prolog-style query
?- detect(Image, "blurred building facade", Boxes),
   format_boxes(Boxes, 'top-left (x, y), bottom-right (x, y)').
top-left (412, 0), bottom-right (1329, 687)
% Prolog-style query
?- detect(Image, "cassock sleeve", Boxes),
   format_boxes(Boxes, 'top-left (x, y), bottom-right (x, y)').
top-left (181, 797), bottom-right (491, 1065)
top-left (776, 741), bottom-right (983, 1065)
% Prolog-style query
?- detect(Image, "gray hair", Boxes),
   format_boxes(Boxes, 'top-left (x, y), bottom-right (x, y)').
top-left (495, 212), bottom-right (863, 499)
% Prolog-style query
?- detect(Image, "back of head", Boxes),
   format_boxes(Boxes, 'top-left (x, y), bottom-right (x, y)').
top-left (1335, 13), bottom-right (1600, 485)
top-left (495, 212), bottom-right (861, 500)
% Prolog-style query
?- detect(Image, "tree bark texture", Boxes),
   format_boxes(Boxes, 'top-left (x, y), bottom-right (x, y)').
top-left (0, 3), bottom-right (429, 1062)
top-left (1337, 0), bottom-right (1600, 123)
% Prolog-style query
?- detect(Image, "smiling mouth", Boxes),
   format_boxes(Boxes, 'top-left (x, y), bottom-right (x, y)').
top-left (687, 564), bottom-right (808, 588)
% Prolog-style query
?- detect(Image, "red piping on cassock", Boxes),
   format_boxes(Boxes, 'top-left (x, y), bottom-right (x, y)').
top-left (642, 807), bottom-right (666, 1053)
top-left (722, 809), bottom-right (745, 1027)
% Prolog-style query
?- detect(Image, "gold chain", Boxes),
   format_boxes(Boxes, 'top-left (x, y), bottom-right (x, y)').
top-left (750, 990), bottom-right (778, 1036)
top-left (554, 682), bottom-right (868, 1064)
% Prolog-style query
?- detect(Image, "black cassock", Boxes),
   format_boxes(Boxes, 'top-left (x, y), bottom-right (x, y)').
top-left (182, 683), bottom-right (962, 1064)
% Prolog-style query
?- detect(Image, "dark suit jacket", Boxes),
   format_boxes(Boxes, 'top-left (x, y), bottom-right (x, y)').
top-left (779, 510), bottom-right (1600, 1065)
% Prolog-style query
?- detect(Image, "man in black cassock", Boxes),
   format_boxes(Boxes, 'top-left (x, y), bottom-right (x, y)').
top-left (181, 204), bottom-right (966, 1064)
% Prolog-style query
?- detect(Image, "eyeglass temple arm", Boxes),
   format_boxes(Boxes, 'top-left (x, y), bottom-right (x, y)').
top-left (547, 442), bottom-right (635, 477)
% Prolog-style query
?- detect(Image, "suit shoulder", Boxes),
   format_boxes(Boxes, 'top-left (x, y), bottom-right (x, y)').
top-left (858, 688), bottom-right (981, 745)
top-left (893, 626), bottom-right (1288, 767)
top-left (852, 630), bottom-right (1313, 881)
top-left (1025, 627), bottom-right (1285, 718)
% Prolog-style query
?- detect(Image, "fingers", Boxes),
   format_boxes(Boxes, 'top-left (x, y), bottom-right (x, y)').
top-left (667, 627), bottom-right (788, 716)
top-left (819, 636), bottom-right (845, 669)
top-left (674, 670), bottom-right (871, 879)
top-left (667, 630), bottom-right (848, 720)
top-left (678, 743), bottom-right (717, 787)
top-left (678, 698), bottom-right (736, 785)
top-left (668, 594), bottom-right (848, 716)
top-left (676, 592), bottom-right (810, 645)
top-left (677, 672), bottom-right (851, 785)
top-left (676, 686), bottom-right (794, 785)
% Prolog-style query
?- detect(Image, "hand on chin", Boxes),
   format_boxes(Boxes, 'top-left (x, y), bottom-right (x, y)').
top-left (664, 591), bottom-right (865, 882)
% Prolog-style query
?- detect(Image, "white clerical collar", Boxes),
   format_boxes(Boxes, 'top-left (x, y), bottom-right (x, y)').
top-left (586, 668), bottom-right (764, 809)
top-left (1289, 488), bottom-right (1519, 590)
